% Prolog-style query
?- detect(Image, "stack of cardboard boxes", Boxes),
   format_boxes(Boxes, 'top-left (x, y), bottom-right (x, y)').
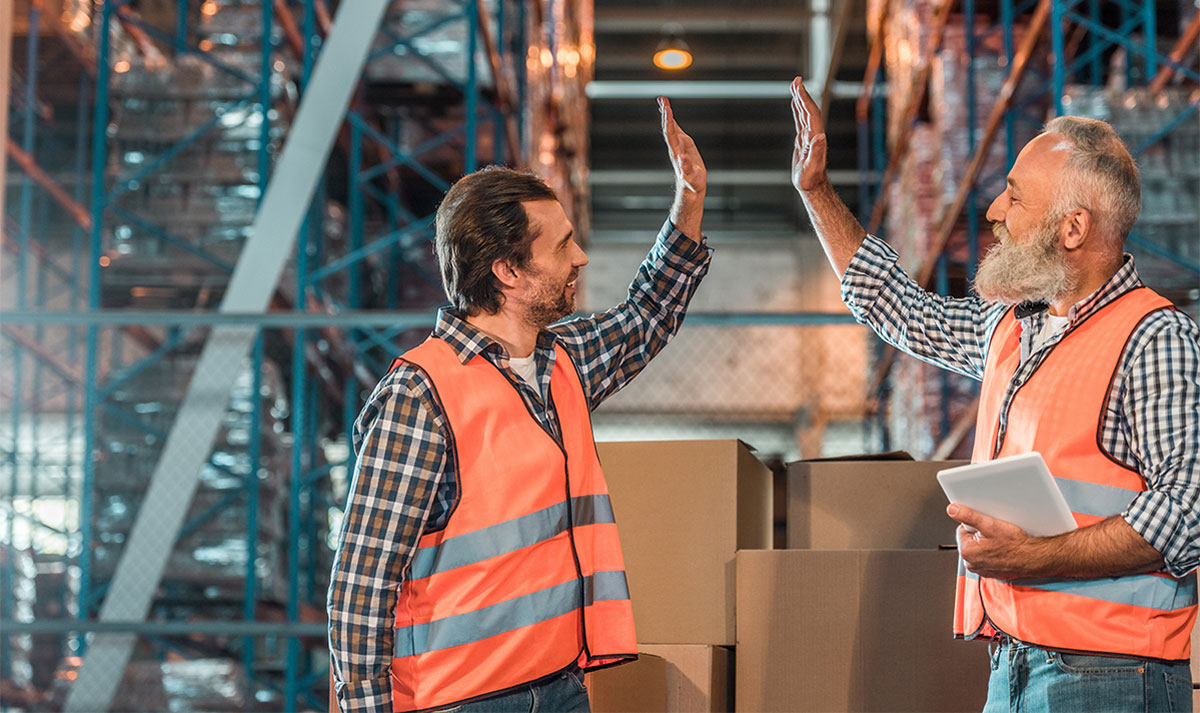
top-left (590, 440), bottom-right (773, 712)
top-left (737, 456), bottom-right (990, 712)
top-left (595, 445), bottom-right (992, 712)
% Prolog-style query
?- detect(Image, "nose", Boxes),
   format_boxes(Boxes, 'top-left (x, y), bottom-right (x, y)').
top-left (572, 240), bottom-right (589, 267)
top-left (986, 191), bottom-right (1007, 223)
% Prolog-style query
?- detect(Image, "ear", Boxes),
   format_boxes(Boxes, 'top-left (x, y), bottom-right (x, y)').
top-left (491, 258), bottom-right (522, 290)
top-left (1061, 208), bottom-right (1092, 251)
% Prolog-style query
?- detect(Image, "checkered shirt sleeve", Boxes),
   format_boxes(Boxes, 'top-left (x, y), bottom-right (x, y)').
top-left (840, 235), bottom-right (1008, 380)
top-left (1116, 309), bottom-right (1200, 577)
top-left (552, 220), bottom-right (712, 408)
top-left (842, 235), bottom-right (1200, 576)
top-left (328, 366), bottom-right (449, 712)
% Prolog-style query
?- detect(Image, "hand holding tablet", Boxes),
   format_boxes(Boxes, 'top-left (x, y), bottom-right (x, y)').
top-left (937, 452), bottom-right (1078, 537)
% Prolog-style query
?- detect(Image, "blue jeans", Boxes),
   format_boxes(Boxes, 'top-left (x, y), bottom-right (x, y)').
top-left (429, 668), bottom-right (590, 713)
top-left (983, 638), bottom-right (1193, 713)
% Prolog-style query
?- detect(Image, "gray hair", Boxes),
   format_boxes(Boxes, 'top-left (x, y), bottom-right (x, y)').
top-left (1041, 115), bottom-right (1141, 246)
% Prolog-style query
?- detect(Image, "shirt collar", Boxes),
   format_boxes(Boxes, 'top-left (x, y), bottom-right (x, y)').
top-left (1016, 253), bottom-right (1141, 325)
top-left (1064, 252), bottom-right (1141, 323)
top-left (433, 307), bottom-right (560, 365)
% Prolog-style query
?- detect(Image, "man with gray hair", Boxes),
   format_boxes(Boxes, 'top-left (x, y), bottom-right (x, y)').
top-left (790, 76), bottom-right (1199, 711)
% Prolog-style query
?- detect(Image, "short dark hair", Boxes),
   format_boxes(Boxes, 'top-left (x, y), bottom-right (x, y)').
top-left (434, 166), bottom-right (558, 314)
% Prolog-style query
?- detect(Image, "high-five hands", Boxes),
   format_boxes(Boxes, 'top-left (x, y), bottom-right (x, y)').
top-left (659, 97), bottom-right (706, 240)
top-left (791, 77), bottom-right (829, 193)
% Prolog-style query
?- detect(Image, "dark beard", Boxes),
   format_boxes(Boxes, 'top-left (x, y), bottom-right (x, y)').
top-left (526, 291), bottom-right (572, 327)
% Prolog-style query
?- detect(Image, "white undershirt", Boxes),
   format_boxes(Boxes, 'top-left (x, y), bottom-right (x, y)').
top-left (1033, 312), bottom-right (1071, 353)
top-left (507, 353), bottom-right (539, 390)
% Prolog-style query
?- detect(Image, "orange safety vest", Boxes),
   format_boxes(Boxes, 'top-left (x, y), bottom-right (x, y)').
top-left (387, 337), bottom-right (637, 712)
top-left (954, 286), bottom-right (1197, 662)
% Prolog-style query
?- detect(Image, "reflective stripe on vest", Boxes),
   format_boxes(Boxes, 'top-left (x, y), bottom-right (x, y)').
top-left (394, 571), bottom-right (631, 658)
top-left (408, 494), bottom-right (616, 580)
top-left (388, 337), bottom-right (636, 712)
top-left (954, 287), bottom-right (1197, 662)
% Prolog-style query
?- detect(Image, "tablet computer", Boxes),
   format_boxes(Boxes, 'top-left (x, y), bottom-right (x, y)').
top-left (937, 452), bottom-right (1077, 537)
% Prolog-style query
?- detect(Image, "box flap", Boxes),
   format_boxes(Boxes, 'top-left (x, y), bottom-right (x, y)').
top-left (796, 450), bottom-right (915, 463)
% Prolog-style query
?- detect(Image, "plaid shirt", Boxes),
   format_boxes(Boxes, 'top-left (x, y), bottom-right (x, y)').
top-left (328, 220), bottom-right (711, 711)
top-left (842, 235), bottom-right (1200, 579)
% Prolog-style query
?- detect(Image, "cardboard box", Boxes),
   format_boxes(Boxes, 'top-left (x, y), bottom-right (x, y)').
top-left (736, 549), bottom-right (989, 712)
top-left (590, 646), bottom-right (732, 713)
top-left (1193, 622), bottom-right (1199, 683)
top-left (589, 654), bottom-right (669, 713)
top-left (598, 440), bottom-right (773, 646)
top-left (639, 644), bottom-right (733, 712)
top-left (787, 456), bottom-right (967, 549)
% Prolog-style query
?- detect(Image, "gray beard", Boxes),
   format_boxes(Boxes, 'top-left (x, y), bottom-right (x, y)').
top-left (973, 220), bottom-right (1077, 305)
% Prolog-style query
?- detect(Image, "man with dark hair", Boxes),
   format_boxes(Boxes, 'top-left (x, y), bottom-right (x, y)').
top-left (789, 77), bottom-right (1199, 710)
top-left (329, 97), bottom-right (710, 713)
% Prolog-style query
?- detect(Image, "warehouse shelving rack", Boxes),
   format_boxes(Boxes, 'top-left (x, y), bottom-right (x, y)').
top-left (856, 0), bottom-right (1199, 457)
top-left (3, 3), bottom-right (97, 705)
top-left (2, 0), bottom-right (543, 709)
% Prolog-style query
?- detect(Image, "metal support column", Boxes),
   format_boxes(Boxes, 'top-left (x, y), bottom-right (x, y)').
top-left (64, 2), bottom-right (392, 709)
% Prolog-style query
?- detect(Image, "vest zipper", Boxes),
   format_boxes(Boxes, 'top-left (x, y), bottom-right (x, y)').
top-left (546, 384), bottom-right (592, 661)
top-left (483, 357), bottom-right (592, 662)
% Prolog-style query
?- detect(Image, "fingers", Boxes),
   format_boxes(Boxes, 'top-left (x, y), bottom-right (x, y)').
top-left (792, 76), bottom-right (821, 136)
top-left (791, 78), bottom-right (805, 136)
top-left (659, 96), bottom-right (676, 139)
top-left (660, 96), bottom-right (698, 157)
top-left (947, 503), bottom-right (992, 534)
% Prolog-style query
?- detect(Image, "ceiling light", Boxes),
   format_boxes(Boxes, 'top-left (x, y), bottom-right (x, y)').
top-left (653, 25), bottom-right (692, 71)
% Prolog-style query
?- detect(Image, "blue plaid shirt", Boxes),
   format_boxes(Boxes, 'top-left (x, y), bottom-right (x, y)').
top-left (843, 235), bottom-right (1200, 578)
top-left (328, 221), bottom-right (711, 711)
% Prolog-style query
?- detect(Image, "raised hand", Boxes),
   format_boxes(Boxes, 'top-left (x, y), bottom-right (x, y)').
top-left (659, 96), bottom-right (706, 240)
top-left (791, 77), bottom-right (828, 193)
top-left (660, 96), bottom-right (706, 196)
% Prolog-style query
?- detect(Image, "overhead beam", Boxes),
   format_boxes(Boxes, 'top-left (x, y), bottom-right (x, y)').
top-left (595, 8), bottom-right (813, 33)
top-left (589, 168), bottom-right (870, 186)
top-left (61, 1), bottom-right (393, 710)
top-left (587, 79), bottom-right (867, 100)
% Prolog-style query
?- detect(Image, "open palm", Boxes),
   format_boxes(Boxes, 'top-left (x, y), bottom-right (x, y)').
top-left (791, 77), bottom-right (828, 192)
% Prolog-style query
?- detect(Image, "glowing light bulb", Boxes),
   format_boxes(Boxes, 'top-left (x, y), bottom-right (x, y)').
top-left (653, 47), bottom-right (692, 70)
